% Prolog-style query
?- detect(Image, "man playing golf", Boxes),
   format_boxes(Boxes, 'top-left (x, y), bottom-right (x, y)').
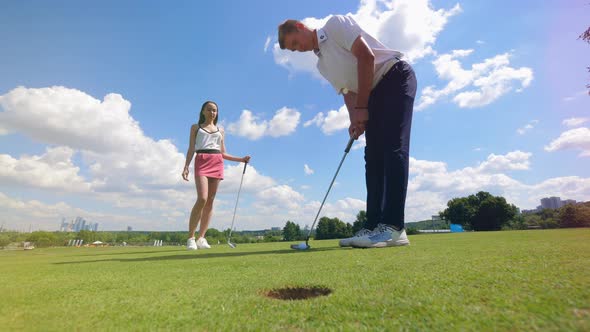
top-left (278, 15), bottom-right (417, 248)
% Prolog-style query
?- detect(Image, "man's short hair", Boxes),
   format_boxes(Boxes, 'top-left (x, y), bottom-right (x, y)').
top-left (278, 19), bottom-right (300, 49)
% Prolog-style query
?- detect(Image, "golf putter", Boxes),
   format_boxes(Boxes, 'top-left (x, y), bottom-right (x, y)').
top-left (228, 162), bottom-right (247, 248)
top-left (291, 136), bottom-right (355, 250)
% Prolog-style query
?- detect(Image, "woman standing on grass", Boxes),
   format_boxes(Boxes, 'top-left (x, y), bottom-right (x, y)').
top-left (182, 101), bottom-right (250, 250)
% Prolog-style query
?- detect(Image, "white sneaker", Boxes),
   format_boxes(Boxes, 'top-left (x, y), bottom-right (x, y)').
top-left (351, 224), bottom-right (410, 248)
top-left (187, 237), bottom-right (197, 250)
top-left (196, 237), bottom-right (211, 249)
top-left (339, 229), bottom-right (373, 247)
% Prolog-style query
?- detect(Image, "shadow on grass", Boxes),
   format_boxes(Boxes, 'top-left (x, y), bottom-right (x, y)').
top-left (53, 247), bottom-right (341, 265)
top-left (72, 249), bottom-right (183, 257)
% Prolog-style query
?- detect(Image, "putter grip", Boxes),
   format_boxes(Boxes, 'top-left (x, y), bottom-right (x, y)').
top-left (242, 162), bottom-right (247, 174)
top-left (344, 137), bottom-right (354, 153)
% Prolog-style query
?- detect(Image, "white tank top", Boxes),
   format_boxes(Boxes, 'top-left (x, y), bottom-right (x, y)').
top-left (195, 126), bottom-right (222, 151)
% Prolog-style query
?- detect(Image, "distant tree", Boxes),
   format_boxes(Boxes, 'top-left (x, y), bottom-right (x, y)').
top-left (559, 203), bottom-right (590, 228)
top-left (282, 221), bottom-right (301, 241)
top-left (540, 208), bottom-right (557, 221)
top-left (559, 204), bottom-right (579, 228)
top-left (441, 191), bottom-right (517, 231)
top-left (315, 217), bottom-right (352, 239)
top-left (97, 231), bottom-right (116, 243)
top-left (264, 229), bottom-right (282, 242)
top-left (205, 228), bottom-right (221, 238)
top-left (26, 231), bottom-right (58, 247)
top-left (504, 214), bottom-right (526, 230)
top-left (440, 197), bottom-right (475, 228)
top-left (472, 195), bottom-right (517, 231)
top-left (352, 210), bottom-right (368, 233)
top-left (77, 230), bottom-right (96, 243)
top-left (0, 234), bottom-right (10, 248)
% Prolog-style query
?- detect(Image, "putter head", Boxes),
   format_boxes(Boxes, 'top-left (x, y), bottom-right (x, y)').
top-left (228, 241), bottom-right (236, 248)
top-left (290, 242), bottom-right (310, 250)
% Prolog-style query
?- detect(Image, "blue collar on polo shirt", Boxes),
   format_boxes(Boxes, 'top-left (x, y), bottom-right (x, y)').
top-left (314, 29), bottom-right (328, 57)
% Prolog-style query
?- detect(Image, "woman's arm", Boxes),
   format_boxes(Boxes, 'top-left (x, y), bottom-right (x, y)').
top-left (220, 128), bottom-right (251, 163)
top-left (182, 124), bottom-right (197, 181)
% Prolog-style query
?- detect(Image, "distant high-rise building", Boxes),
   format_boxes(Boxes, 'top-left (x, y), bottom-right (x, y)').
top-left (59, 217), bottom-right (99, 232)
top-left (541, 197), bottom-right (561, 210)
top-left (563, 199), bottom-right (577, 206)
top-left (127, 226), bottom-right (133, 232)
top-left (73, 217), bottom-right (86, 232)
top-left (539, 197), bottom-right (577, 210)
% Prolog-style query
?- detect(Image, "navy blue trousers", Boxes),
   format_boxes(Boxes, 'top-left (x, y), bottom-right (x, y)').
top-left (364, 61), bottom-right (417, 230)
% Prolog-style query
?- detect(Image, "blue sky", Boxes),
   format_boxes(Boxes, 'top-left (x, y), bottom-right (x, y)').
top-left (1, 0), bottom-right (588, 231)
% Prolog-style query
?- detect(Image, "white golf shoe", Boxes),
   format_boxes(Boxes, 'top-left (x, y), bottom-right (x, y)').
top-left (187, 237), bottom-right (198, 250)
top-left (351, 224), bottom-right (410, 248)
top-left (339, 229), bottom-right (373, 247)
top-left (196, 237), bottom-right (211, 249)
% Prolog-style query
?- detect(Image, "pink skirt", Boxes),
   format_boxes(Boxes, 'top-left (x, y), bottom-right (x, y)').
top-left (195, 153), bottom-right (224, 179)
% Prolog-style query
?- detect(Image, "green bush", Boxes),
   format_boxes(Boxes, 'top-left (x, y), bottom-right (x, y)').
top-left (26, 231), bottom-right (58, 248)
top-left (0, 234), bottom-right (11, 248)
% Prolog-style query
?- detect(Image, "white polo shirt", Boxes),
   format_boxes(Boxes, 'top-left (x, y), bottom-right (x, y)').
top-left (315, 15), bottom-right (403, 95)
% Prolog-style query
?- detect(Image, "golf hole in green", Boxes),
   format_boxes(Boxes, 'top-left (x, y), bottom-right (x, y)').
top-left (265, 286), bottom-right (332, 300)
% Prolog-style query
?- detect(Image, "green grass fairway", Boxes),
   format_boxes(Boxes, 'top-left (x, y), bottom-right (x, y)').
top-left (1, 229), bottom-right (589, 331)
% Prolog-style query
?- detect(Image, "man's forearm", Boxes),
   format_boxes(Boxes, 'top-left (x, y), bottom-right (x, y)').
top-left (355, 54), bottom-right (374, 108)
top-left (343, 91), bottom-right (358, 122)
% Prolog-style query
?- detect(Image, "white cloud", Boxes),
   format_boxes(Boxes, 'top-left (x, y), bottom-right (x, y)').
top-left (264, 36), bottom-right (271, 53)
top-left (1, 86), bottom-right (135, 153)
top-left (226, 107), bottom-right (300, 140)
top-left (563, 90), bottom-right (588, 102)
top-left (417, 51), bottom-right (533, 110)
top-left (0, 191), bottom-right (180, 231)
top-left (410, 158), bottom-right (448, 175)
top-left (255, 184), bottom-right (306, 213)
top-left (222, 163), bottom-right (276, 194)
top-left (304, 164), bottom-right (314, 175)
top-left (517, 119), bottom-right (539, 135)
top-left (351, 135), bottom-right (366, 150)
top-left (544, 127), bottom-right (590, 157)
top-left (304, 112), bottom-right (325, 127)
top-left (0, 86), bottom-right (186, 189)
top-left (317, 197), bottom-right (366, 222)
top-left (272, 0), bottom-right (461, 78)
top-left (226, 110), bottom-right (267, 140)
top-left (477, 150), bottom-right (532, 172)
top-left (272, 43), bottom-right (324, 80)
top-left (306, 105), bottom-right (350, 135)
top-left (0, 146), bottom-right (91, 192)
top-left (268, 107), bottom-right (300, 137)
top-left (563, 117), bottom-right (588, 127)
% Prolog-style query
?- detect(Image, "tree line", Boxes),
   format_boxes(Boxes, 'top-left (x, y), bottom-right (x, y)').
top-left (2, 191), bottom-right (588, 248)
top-left (439, 191), bottom-right (590, 230)
top-left (281, 211), bottom-right (368, 241)
top-left (0, 228), bottom-right (282, 249)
